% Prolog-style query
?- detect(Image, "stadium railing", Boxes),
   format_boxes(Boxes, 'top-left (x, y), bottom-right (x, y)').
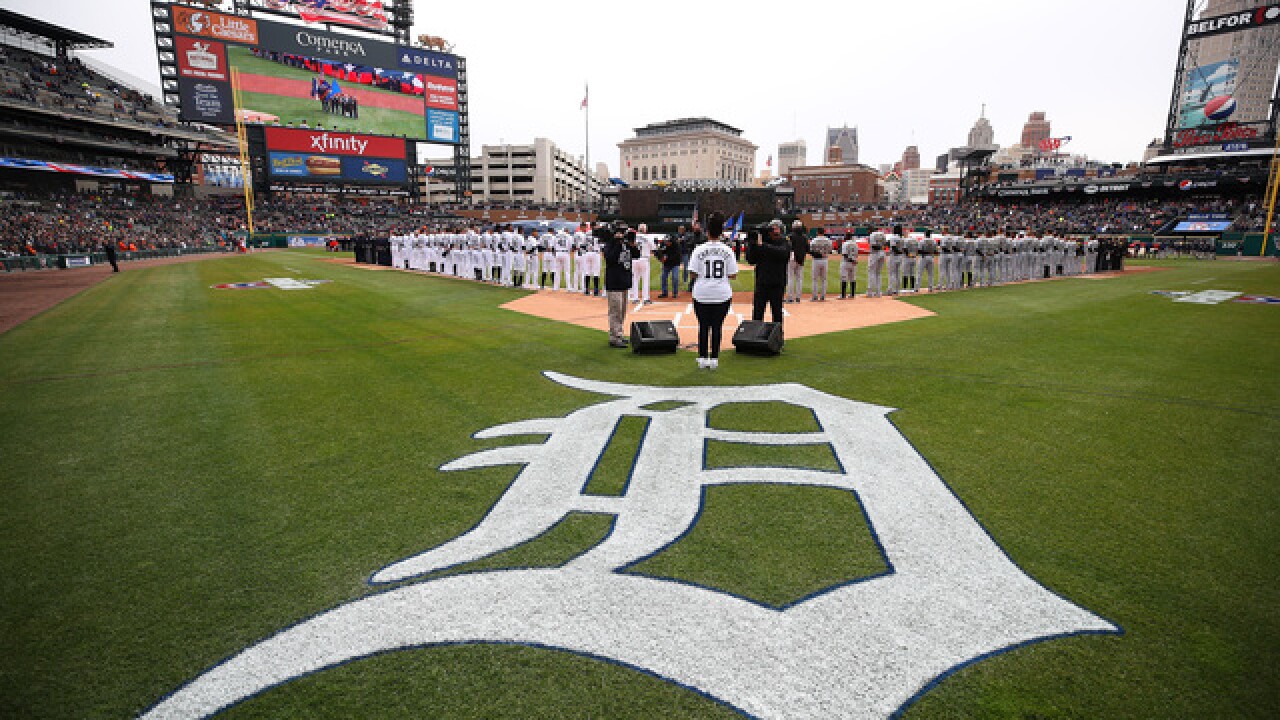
top-left (1, 246), bottom-right (233, 272)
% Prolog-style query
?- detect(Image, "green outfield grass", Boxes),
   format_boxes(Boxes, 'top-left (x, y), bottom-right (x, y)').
top-left (1, 252), bottom-right (1277, 719)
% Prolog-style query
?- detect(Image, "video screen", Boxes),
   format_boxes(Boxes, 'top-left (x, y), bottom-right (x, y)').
top-left (228, 46), bottom-right (428, 140)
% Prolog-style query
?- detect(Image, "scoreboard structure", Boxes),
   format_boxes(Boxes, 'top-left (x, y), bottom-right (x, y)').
top-left (1164, 1), bottom-right (1280, 158)
top-left (150, 0), bottom-right (471, 201)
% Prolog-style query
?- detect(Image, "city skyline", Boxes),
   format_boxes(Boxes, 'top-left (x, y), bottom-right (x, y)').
top-left (4, 0), bottom-right (1191, 173)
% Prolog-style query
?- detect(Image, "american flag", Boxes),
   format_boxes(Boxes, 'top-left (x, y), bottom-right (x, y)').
top-left (581, 85), bottom-right (588, 110)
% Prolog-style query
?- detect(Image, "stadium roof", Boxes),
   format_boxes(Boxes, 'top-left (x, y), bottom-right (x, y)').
top-left (0, 9), bottom-right (113, 50)
top-left (1145, 147), bottom-right (1275, 164)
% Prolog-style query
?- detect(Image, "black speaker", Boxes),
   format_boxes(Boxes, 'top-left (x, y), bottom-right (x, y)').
top-left (733, 320), bottom-right (783, 355)
top-left (630, 320), bottom-right (679, 354)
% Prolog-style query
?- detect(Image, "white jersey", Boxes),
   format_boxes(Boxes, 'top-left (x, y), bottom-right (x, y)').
top-left (690, 241), bottom-right (738, 304)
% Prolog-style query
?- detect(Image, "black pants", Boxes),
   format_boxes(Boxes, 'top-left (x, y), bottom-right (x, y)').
top-left (693, 299), bottom-right (731, 358)
top-left (752, 284), bottom-right (784, 324)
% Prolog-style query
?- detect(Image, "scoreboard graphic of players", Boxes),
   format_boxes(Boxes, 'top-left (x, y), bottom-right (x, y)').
top-left (155, 1), bottom-right (460, 146)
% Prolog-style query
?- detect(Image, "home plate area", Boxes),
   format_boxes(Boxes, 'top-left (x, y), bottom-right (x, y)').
top-left (503, 290), bottom-right (936, 347)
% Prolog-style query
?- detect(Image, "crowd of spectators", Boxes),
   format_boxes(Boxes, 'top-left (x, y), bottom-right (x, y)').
top-left (794, 195), bottom-right (1270, 236)
top-left (0, 192), bottom-right (439, 257)
top-left (1, 188), bottom-right (1273, 260)
top-left (0, 45), bottom-right (169, 127)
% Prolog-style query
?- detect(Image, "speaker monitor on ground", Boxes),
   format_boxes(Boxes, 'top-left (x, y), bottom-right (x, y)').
top-left (732, 320), bottom-right (783, 355)
top-left (630, 320), bottom-right (679, 354)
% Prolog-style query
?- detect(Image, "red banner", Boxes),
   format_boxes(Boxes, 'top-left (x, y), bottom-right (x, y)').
top-left (264, 127), bottom-right (406, 158)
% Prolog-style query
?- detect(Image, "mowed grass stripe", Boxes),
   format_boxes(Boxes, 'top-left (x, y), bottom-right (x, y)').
top-left (582, 415), bottom-right (649, 497)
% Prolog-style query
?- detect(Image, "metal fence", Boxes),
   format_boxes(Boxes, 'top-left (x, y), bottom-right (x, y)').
top-left (1, 247), bottom-right (233, 272)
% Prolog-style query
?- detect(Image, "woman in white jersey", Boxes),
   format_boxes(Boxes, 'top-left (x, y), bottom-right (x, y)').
top-left (688, 212), bottom-right (738, 369)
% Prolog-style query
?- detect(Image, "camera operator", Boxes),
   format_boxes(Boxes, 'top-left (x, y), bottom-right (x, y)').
top-left (746, 218), bottom-right (790, 329)
top-left (599, 221), bottom-right (635, 348)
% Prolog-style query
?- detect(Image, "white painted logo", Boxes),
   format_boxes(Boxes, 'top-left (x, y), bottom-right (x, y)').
top-left (141, 373), bottom-right (1119, 719)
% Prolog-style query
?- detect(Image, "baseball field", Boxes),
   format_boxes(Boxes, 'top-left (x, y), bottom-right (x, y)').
top-left (1, 250), bottom-right (1277, 719)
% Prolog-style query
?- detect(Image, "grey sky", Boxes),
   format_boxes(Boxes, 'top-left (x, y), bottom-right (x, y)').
top-left (4, 0), bottom-right (1185, 172)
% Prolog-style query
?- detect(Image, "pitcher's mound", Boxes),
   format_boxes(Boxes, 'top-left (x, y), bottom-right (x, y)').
top-left (502, 291), bottom-right (935, 348)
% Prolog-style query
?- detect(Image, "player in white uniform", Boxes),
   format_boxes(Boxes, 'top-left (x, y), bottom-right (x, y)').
top-left (571, 226), bottom-right (588, 293)
top-left (688, 212), bottom-right (739, 369)
top-left (525, 230), bottom-right (543, 289)
top-left (630, 223), bottom-right (653, 304)
top-left (550, 228), bottom-right (572, 290)
top-left (580, 222), bottom-right (601, 295)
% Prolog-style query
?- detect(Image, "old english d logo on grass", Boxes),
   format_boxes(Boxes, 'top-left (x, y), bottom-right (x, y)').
top-left (141, 373), bottom-right (1119, 720)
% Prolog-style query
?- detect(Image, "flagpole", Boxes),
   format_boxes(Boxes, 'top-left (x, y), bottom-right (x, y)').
top-left (584, 82), bottom-right (591, 218)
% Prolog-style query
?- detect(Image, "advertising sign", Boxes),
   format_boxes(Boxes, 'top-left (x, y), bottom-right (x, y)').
top-left (1185, 4), bottom-right (1280, 39)
top-left (424, 76), bottom-right (458, 111)
top-left (397, 47), bottom-right (458, 78)
top-left (178, 80), bottom-right (234, 124)
top-left (265, 128), bottom-right (408, 185)
top-left (265, 127), bottom-right (406, 158)
top-left (171, 5), bottom-right (259, 44)
top-left (427, 109), bottom-right (459, 144)
top-left (175, 36), bottom-right (229, 82)
top-left (267, 153), bottom-right (407, 184)
top-left (1178, 60), bottom-right (1238, 129)
top-left (256, 19), bottom-right (399, 67)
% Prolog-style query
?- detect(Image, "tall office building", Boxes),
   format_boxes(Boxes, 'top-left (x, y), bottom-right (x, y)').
top-left (825, 124), bottom-right (858, 165)
top-left (968, 112), bottom-right (996, 150)
top-left (901, 145), bottom-right (920, 171)
top-left (778, 140), bottom-right (807, 176)
top-left (1020, 112), bottom-right (1052, 150)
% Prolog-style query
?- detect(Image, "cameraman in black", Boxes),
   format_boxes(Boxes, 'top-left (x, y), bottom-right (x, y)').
top-left (746, 219), bottom-right (790, 330)
top-left (598, 221), bottom-right (635, 348)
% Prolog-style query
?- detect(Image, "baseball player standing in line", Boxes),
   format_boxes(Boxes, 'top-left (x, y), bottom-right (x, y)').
top-left (526, 230), bottom-right (543, 289)
top-left (839, 233), bottom-right (859, 299)
top-left (886, 228), bottom-right (903, 296)
top-left (630, 223), bottom-right (653, 304)
top-left (903, 232), bottom-right (920, 293)
top-left (582, 222), bottom-right (602, 296)
top-left (785, 220), bottom-right (807, 303)
top-left (808, 232), bottom-right (832, 301)
top-left (552, 226), bottom-right (572, 291)
top-left (866, 231), bottom-right (886, 297)
top-left (918, 231), bottom-right (937, 292)
top-left (572, 224), bottom-right (588, 293)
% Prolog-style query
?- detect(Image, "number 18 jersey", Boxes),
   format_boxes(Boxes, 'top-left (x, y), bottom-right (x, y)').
top-left (690, 241), bottom-right (738, 304)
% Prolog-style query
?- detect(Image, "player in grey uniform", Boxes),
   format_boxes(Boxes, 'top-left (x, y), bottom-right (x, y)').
top-left (838, 234), bottom-right (859, 299)
top-left (918, 231), bottom-right (938, 292)
top-left (902, 233), bottom-right (920, 293)
top-left (808, 233), bottom-right (832, 301)
top-left (866, 231), bottom-right (886, 298)
top-left (885, 229), bottom-right (903, 296)
top-left (938, 234), bottom-right (956, 290)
